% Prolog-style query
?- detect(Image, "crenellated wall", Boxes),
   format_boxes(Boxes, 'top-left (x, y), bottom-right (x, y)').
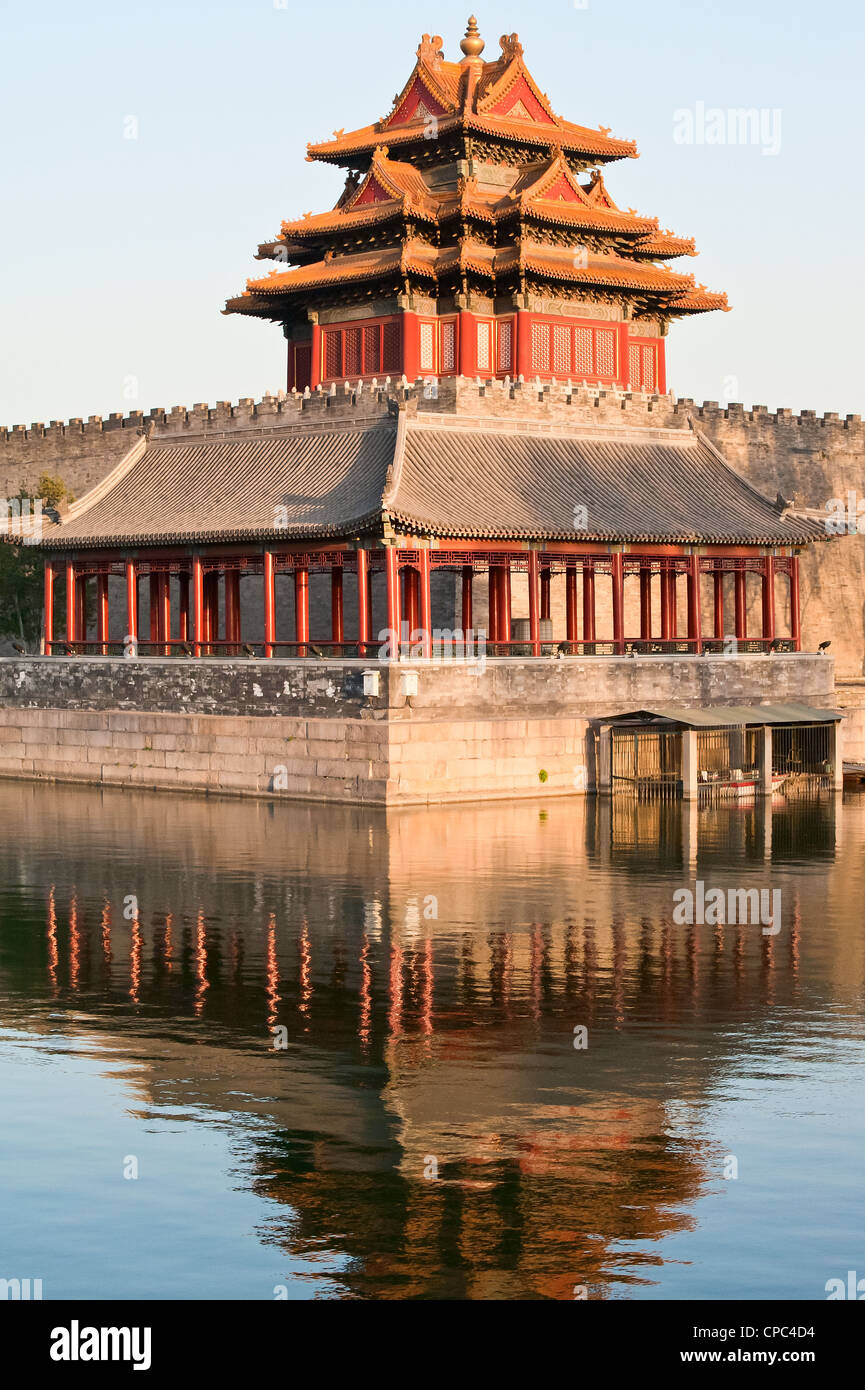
top-left (3, 378), bottom-right (864, 673)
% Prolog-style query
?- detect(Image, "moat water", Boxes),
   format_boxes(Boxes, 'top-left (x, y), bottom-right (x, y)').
top-left (0, 780), bottom-right (863, 1300)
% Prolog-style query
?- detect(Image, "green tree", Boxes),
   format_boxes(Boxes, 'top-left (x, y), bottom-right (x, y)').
top-left (0, 474), bottom-right (74, 647)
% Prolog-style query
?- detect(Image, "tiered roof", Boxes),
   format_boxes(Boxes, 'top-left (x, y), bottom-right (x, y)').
top-left (226, 18), bottom-right (727, 326)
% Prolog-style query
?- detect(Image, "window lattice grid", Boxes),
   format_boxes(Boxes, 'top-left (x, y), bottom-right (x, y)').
top-left (628, 345), bottom-right (640, 390)
top-left (420, 322), bottom-right (435, 372)
top-left (343, 327), bottom-right (363, 378)
top-left (641, 345), bottom-right (655, 390)
top-left (531, 322), bottom-right (550, 372)
top-left (596, 329), bottom-right (616, 378)
top-left (574, 327), bottom-right (593, 376)
top-left (553, 324), bottom-right (572, 375)
top-left (497, 319), bottom-right (513, 373)
top-left (477, 322), bottom-right (491, 372)
top-left (324, 331), bottom-right (342, 380)
top-left (382, 320), bottom-right (401, 373)
top-left (441, 320), bottom-right (456, 373)
top-left (363, 324), bottom-right (381, 374)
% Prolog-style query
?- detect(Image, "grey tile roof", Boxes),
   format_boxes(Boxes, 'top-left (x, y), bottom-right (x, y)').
top-left (38, 420), bottom-right (397, 548)
top-left (388, 421), bottom-right (824, 545)
top-left (30, 409), bottom-right (823, 551)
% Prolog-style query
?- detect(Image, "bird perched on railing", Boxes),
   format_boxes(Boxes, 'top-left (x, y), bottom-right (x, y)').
top-left (244, 644), bottom-right (257, 658)
top-left (11, 641), bottom-right (26, 655)
top-left (818, 640), bottom-right (831, 653)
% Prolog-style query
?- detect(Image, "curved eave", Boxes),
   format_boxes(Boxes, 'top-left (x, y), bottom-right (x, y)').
top-left (387, 511), bottom-right (825, 546)
top-left (308, 115), bottom-right (637, 167)
top-left (33, 510), bottom-right (389, 552)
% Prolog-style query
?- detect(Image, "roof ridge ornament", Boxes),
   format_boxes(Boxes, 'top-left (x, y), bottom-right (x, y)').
top-left (417, 34), bottom-right (444, 66)
top-left (499, 33), bottom-right (523, 61)
top-left (460, 15), bottom-right (485, 64)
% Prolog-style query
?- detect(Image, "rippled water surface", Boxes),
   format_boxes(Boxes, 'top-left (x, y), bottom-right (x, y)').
top-left (0, 781), bottom-right (863, 1300)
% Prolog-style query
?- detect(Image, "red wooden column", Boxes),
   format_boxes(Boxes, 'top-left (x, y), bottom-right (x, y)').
top-left (790, 556), bottom-right (802, 652)
top-left (309, 319), bottom-right (322, 391)
top-left (661, 567), bottom-right (678, 642)
top-left (639, 562), bottom-right (652, 642)
top-left (734, 569), bottom-right (748, 641)
top-left (44, 561), bottom-right (55, 655)
top-left (761, 556), bottom-right (776, 646)
top-left (203, 571), bottom-right (220, 654)
top-left (125, 560), bottom-right (138, 650)
top-left (489, 567), bottom-right (500, 644)
top-left (528, 551), bottom-right (540, 657)
top-left (540, 567), bottom-right (551, 622)
top-left (356, 548), bottom-right (370, 657)
top-left (159, 573), bottom-right (172, 654)
top-left (263, 552), bottom-right (276, 657)
top-left (403, 567), bottom-right (420, 635)
top-left (385, 548), bottom-right (400, 656)
top-left (178, 573), bottom-right (190, 643)
top-left (65, 560), bottom-right (76, 644)
top-left (461, 564), bottom-right (473, 636)
top-left (419, 549), bottom-right (432, 658)
top-left (458, 311), bottom-right (475, 378)
top-left (97, 573), bottom-right (109, 655)
top-left (192, 556), bottom-right (204, 657)
top-left (402, 310), bottom-right (420, 382)
top-left (502, 563), bottom-right (512, 644)
top-left (687, 554), bottom-right (702, 653)
top-left (713, 569), bottom-right (725, 641)
top-left (331, 567), bottom-right (344, 648)
top-left (611, 552), bottom-right (625, 655)
top-left (566, 565), bottom-right (578, 649)
top-left (516, 309), bottom-right (532, 380)
top-left (582, 562), bottom-right (596, 650)
top-left (225, 570), bottom-right (241, 653)
top-left (294, 563), bottom-right (309, 657)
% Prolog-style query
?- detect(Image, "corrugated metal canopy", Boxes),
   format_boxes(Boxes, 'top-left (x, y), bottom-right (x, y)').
top-left (600, 704), bottom-right (841, 727)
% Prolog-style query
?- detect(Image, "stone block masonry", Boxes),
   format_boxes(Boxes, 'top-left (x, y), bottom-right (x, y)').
top-left (0, 654), bottom-right (837, 805)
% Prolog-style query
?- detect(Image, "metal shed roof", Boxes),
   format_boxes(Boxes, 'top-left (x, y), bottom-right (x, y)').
top-left (598, 704), bottom-right (841, 728)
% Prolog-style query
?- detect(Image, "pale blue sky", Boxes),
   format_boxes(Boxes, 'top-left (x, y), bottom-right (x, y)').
top-left (1, 0), bottom-right (863, 426)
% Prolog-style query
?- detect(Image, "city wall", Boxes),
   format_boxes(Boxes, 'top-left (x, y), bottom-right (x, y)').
top-left (0, 653), bottom-right (837, 804)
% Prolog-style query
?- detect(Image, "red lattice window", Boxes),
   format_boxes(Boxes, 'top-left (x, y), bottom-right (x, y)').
top-left (322, 317), bottom-right (403, 380)
top-left (574, 328), bottom-right (593, 376)
top-left (344, 326), bottom-right (362, 377)
top-left (627, 339), bottom-right (658, 391)
top-left (364, 324), bottom-right (380, 370)
top-left (441, 319), bottom-right (456, 373)
top-left (324, 330), bottom-right (342, 379)
top-left (497, 319), bottom-right (513, 373)
top-left (596, 329), bottom-right (616, 377)
top-left (553, 324), bottom-right (571, 374)
top-left (477, 321), bottom-right (491, 373)
top-left (531, 322), bottom-right (551, 372)
top-left (420, 322), bottom-right (435, 372)
top-left (382, 320), bottom-right (401, 373)
top-left (628, 345), bottom-right (640, 389)
top-left (294, 343), bottom-right (311, 392)
top-left (530, 318), bottom-right (619, 381)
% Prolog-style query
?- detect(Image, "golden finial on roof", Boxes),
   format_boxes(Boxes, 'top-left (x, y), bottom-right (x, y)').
top-left (460, 15), bottom-right (485, 63)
